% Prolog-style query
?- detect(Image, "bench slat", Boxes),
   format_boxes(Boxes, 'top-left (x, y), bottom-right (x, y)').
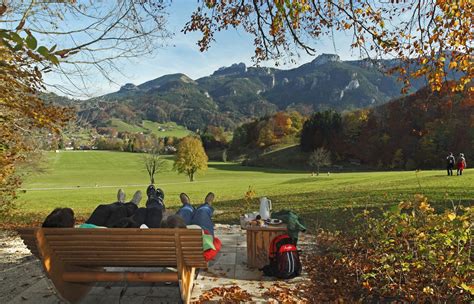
top-left (63, 271), bottom-right (179, 283)
top-left (41, 228), bottom-right (202, 235)
top-left (47, 240), bottom-right (177, 246)
top-left (50, 245), bottom-right (202, 251)
top-left (57, 261), bottom-right (208, 268)
top-left (46, 235), bottom-right (178, 241)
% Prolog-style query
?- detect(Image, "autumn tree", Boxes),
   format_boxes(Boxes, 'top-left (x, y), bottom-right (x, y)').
top-left (0, 39), bottom-right (71, 216)
top-left (273, 112), bottom-right (293, 137)
top-left (0, 1), bottom-right (170, 215)
top-left (143, 150), bottom-right (166, 185)
top-left (174, 136), bottom-right (208, 182)
top-left (308, 147), bottom-right (332, 176)
top-left (185, 0), bottom-right (473, 93)
top-left (201, 125), bottom-right (228, 151)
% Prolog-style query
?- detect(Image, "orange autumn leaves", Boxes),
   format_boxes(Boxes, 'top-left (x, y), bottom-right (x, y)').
top-left (189, 0), bottom-right (472, 93)
top-left (0, 43), bottom-right (71, 216)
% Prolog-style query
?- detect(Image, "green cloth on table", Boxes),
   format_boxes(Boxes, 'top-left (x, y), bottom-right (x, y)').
top-left (271, 210), bottom-right (306, 243)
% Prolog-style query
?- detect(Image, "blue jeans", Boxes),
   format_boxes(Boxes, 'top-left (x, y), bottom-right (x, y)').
top-left (177, 203), bottom-right (214, 236)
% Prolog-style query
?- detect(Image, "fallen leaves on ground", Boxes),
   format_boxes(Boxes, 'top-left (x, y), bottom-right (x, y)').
top-left (263, 282), bottom-right (310, 304)
top-left (192, 285), bottom-right (252, 304)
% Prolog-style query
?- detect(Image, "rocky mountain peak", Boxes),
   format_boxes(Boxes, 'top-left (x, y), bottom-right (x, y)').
top-left (213, 62), bottom-right (247, 76)
top-left (311, 54), bottom-right (341, 66)
top-left (119, 83), bottom-right (138, 92)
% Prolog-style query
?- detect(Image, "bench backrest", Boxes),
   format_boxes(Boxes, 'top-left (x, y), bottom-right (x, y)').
top-left (17, 228), bottom-right (207, 268)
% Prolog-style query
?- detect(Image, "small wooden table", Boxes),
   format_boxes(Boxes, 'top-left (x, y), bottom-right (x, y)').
top-left (242, 224), bottom-right (288, 269)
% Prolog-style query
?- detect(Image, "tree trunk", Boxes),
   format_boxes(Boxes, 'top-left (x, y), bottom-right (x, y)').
top-left (317, 165), bottom-right (320, 176)
top-left (151, 176), bottom-right (155, 184)
top-left (189, 172), bottom-right (194, 182)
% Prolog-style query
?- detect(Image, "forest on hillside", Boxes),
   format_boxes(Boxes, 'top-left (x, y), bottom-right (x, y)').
top-left (225, 87), bottom-right (473, 170)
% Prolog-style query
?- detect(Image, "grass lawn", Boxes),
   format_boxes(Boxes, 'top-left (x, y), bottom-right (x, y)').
top-left (14, 151), bottom-right (473, 230)
top-left (108, 119), bottom-right (192, 138)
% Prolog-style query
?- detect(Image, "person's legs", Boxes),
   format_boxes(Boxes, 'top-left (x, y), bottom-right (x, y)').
top-left (145, 208), bottom-right (164, 228)
top-left (191, 203), bottom-right (215, 235)
top-left (176, 193), bottom-right (195, 224)
top-left (129, 190), bottom-right (142, 206)
top-left (109, 217), bottom-right (138, 228)
top-left (105, 204), bottom-right (129, 227)
top-left (131, 208), bottom-right (147, 226)
top-left (190, 192), bottom-right (215, 235)
top-left (145, 186), bottom-right (165, 209)
top-left (124, 202), bottom-right (138, 217)
top-left (176, 204), bottom-right (194, 225)
top-left (85, 203), bottom-right (120, 226)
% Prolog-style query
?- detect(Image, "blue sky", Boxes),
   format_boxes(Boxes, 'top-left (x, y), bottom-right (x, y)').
top-left (44, 1), bottom-right (360, 98)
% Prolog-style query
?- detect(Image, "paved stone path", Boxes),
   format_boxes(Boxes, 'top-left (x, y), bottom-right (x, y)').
top-left (1, 225), bottom-right (313, 303)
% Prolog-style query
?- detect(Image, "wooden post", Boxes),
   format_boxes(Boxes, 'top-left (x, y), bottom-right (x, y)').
top-left (175, 232), bottom-right (197, 304)
top-left (175, 232), bottom-right (190, 304)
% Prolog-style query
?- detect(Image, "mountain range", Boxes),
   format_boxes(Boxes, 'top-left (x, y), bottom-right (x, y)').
top-left (47, 54), bottom-right (430, 131)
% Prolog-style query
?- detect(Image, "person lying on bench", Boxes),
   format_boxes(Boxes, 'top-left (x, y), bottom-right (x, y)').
top-left (84, 185), bottom-right (164, 228)
top-left (161, 192), bottom-right (221, 261)
top-left (176, 192), bottom-right (215, 235)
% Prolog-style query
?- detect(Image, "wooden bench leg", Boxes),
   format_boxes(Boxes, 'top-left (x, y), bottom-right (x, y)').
top-left (179, 265), bottom-right (195, 304)
top-left (35, 229), bottom-right (94, 303)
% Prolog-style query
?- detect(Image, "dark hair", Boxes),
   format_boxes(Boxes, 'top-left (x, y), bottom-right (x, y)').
top-left (161, 215), bottom-right (186, 228)
top-left (42, 208), bottom-right (75, 228)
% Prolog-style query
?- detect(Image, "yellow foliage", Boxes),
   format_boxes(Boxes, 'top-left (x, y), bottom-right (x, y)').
top-left (173, 136), bottom-right (208, 182)
top-left (0, 45), bottom-right (70, 215)
top-left (447, 212), bottom-right (456, 221)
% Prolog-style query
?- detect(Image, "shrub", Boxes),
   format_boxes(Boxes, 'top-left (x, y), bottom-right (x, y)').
top-left (302, 195), bottom-right (473, 302)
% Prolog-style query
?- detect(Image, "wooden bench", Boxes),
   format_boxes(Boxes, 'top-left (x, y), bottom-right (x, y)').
top-left (17, 228), bottom-right (207, 304)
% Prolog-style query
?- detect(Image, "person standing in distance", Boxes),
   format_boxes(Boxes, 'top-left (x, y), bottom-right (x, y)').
top-left (446, 152), bottom-right (456, 176)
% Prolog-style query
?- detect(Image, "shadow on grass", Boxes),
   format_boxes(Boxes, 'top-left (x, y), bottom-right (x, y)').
top-left (212, 189), bottom-right (474, 232)
top-left (281, 177), bottom-right (337, 184)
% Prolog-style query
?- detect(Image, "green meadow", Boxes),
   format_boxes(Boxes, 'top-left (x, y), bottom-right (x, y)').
top-left (16, 151), bottom-right (473, 230)
top-left (109, 119), bottom-right (192, 138)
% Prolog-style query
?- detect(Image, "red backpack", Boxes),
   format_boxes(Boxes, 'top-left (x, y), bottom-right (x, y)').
top-left (261, 234), bottom-right (302, 279)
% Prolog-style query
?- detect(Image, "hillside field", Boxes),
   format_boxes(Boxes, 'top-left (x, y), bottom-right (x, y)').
top-left (108, 119), bottom-right (192, 138)
top-left (15, 151), bottom-right (473, 230)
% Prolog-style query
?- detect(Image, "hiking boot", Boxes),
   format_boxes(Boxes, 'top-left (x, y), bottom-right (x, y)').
top-left (155, 188), bottom-right (165, 201)
top-left (117, 189), bottom-right (126, 203)
top-left (179, 193), bottom-right (191, 205)
top-left (146, 185), bottom-right (156, 198)
top-left (130, 190), bottom-right (142, 205)
top-left (204, 192), bottom-right (215, 205)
